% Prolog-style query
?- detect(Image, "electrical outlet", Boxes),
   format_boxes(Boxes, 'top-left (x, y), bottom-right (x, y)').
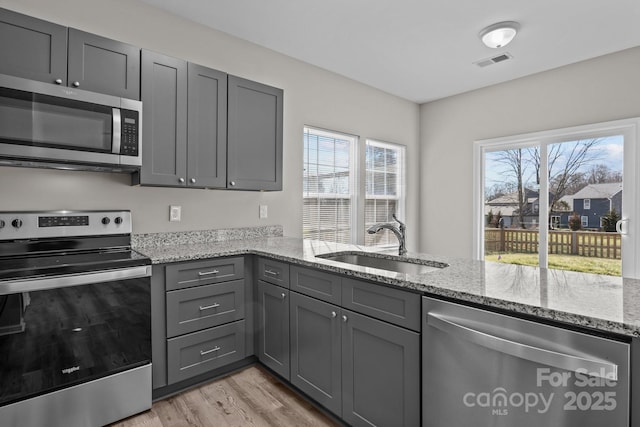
top-left (259, 205), bottom-right (268, 219)
top-left (169, 205), bottom-right (181, 222)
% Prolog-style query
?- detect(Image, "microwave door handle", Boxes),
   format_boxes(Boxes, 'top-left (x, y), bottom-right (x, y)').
top-left (112, 108), bottom-right (121, 154)
top-left (427, 312), bottom-right (618, 381)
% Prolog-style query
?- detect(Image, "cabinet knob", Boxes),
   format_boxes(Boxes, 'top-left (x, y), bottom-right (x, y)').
top-left (179, 178), bottom-right (185, 183)
top-left (229, 181), bottom-right (236, 186)
top-left (54, 78), bottom-right (63, 85)
top-left (72, 81), bottom-right (80, 87)
top-left (331, 311), bottom-right (337, 318)
top-left (281, 293), bottom-right (286, 300)
top-left (190, 178), bottom-right (196, 184)
top-left (342, 315), bottom-right (348, 322)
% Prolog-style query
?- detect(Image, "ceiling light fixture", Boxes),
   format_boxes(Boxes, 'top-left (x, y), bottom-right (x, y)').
top-left (479, 21), bottom-right (520, 49)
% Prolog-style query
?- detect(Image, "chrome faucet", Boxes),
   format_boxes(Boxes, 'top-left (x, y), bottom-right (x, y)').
top-left (366, 213), bottom-right (406, 256)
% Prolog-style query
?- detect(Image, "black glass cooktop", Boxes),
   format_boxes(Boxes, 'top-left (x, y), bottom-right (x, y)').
top-left (0, 236), bottom-right (150, 282)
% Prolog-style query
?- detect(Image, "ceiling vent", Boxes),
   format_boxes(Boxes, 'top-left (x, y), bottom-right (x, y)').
top-left (474, 52), bottom-right (513, 68)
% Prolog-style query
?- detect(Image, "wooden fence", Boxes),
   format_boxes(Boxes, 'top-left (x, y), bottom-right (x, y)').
top-left (485, 228), bottom-right (621, 259)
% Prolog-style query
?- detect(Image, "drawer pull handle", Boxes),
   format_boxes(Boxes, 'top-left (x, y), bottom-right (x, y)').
top-left (331, 311), bottom-right (337, 318)
top-left (198, 270), bottom-right (219, 276)
top-left (199, 303), bottom-right (220, 311)
top-left (200, 346), bottom-right (221, 356)
top-left (281, 293), bottom-right (286, 299)
top-left (264, 269), bottom-right (279, 276)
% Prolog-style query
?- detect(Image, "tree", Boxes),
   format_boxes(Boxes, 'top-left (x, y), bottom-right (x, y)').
top-left (486, 210), bottom-right (494, 227)
top-left (492, 149), bottom-right (529, 228)
top-left (568, 212), bottom-right (582, 231)
top-left (601, 208), bottom-right (621, 232)
top-left (528, 139), bottom-right (605, 227)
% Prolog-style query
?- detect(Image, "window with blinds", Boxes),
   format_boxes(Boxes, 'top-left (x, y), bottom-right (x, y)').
top-left (364, 140), bottom-right (405, 247)
top-left (303, 127), bottom-right (357, 243)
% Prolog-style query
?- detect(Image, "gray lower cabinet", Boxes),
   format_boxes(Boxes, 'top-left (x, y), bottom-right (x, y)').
top-left (288, 267), bottom-right (420, 426)
top-left (290, 292), bottom-right (342, 415)
top-left (0, 8), bottom-right (67, 84)
top-left (153, 257), bottom-right (250, 389)
top-left (167, 319), bottom-right (246, 384)
top-left (342, 309), bottom-right (420, 427)
top-left (0, 8), bottom-right (140, 98)
top-left (257, 280), bottom-right (290, 379)
top-left (227, 75), bottom-right (283, 191)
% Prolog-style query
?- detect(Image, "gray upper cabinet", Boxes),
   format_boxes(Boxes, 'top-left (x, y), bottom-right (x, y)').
top-left (0, 8), bottom-right (67, 84)
top-left (0, 8), bottom-right (140, 99)
top-left (227, 76), bottom-right (283, 191)
top-left (187, 63), bottom-right (227, 188)
top-left (136, 51), bottom-right (228, 188)
top-left (257, 280), bottom-right (290, 380)
top-left (67, 28), bottom-right (140, 99)
top-left (341, 309), bottom-right (420, 427)
top-left (137, 50), bottom-right (188, 187)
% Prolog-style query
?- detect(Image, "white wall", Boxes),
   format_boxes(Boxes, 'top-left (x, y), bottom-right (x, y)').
top-left (0, 0), bottom-right (420, 246)
top-left (420, 46), bottom-right (640, 257)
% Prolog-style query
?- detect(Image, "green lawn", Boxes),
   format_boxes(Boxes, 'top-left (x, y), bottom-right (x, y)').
top-left (484, 253), bottom-right (621, 276)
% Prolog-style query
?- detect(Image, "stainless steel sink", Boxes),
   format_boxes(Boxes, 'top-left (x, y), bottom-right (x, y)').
top-left (316, 252), bottom-right (448, 275)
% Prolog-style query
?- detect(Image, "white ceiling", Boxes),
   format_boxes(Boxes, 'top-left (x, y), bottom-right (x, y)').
top-left (140, 0), bottom-right (640, 103)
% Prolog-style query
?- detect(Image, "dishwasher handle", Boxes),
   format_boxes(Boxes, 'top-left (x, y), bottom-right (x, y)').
top-left (427, 312), bottom-right (618, 381)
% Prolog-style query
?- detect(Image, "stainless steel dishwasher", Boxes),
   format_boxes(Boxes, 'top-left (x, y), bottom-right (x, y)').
top-left (422, 297), bottom-right (630, 427)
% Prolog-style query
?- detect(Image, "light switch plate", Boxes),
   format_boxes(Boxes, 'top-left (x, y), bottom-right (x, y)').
top-left (169, 205), bottom-right (181, 222)
top-left (259, 205), bottom-right (268, 219)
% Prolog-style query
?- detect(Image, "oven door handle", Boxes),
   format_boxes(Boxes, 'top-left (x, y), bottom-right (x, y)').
top-left (427, 312), bottom-right (618, 380)
top-left (0, 265), bottom-right (152, 295)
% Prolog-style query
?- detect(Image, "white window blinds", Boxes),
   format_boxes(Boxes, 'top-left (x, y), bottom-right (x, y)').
top-left (303, 127), bottom-right (356, 244)
top-left (365, 140), bottom-right (405, 246)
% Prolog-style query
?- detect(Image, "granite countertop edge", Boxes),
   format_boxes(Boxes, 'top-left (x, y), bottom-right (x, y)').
top-left (135, 236), bottom-right (640, 338)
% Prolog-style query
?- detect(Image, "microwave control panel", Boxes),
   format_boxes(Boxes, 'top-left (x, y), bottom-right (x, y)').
top-left (120, 110), bottom-right (139, 156)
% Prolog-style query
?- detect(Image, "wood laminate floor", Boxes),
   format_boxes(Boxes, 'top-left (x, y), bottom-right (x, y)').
top-left (109, 365), bottom-right (339, 427)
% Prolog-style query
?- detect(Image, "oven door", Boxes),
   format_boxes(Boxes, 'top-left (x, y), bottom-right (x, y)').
top-left (0, 266), bottom-right (151, 408)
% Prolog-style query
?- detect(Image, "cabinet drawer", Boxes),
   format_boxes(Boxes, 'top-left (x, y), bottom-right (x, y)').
top-left (167, 320), bottom-right (246, 384)
top-left (166, 279), bottom-right (245, 338)
top-left (166, 257), bottom-right (244, 291)
top-left (341, 278), bottom-right (421, 331)
top-left (290, 265), bottom-right (341, 305)
top-left (257, 257), bottom-right (289, 287)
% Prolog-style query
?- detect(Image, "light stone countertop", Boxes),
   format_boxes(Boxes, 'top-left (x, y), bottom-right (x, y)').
top-left (135, 235), bottom-right (640, 338)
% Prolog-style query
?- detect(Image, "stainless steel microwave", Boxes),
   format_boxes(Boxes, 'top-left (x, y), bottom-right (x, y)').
top-left (0, 74), bottom-right (142, 172)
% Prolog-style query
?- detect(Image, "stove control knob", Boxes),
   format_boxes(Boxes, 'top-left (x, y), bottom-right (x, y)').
top-left (0, 219), bottom-right (5, 228)
top-left (101, 217), bottom-right (111, 225)
top-left (114, 217), bottom-right (123, 225)
top-left (11, 219), bottom-right (23, 229)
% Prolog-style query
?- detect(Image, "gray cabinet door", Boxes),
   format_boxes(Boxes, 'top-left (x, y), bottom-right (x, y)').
top-left (0, 8), bottom-right (67, 84)
top-left (257, 280), bottom-right (290, 379)
top-left (342, 309), bottom-right (420, 427)
top-left (138, 50), bottom-right (187, 186)
top-left (67, 28), bottom-right (140, 99)
top-left (227, 76), bottom-right (283, 191)
top-left (290, 292), bottom-right (341, 416)
top-left (187, 63), bottom-right (227, 188)
top-left (290, 265), bottom-right (341, 305)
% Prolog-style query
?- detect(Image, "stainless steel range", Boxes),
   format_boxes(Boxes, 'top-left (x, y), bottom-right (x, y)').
top-left (0, 210), bottom-right (152, 427)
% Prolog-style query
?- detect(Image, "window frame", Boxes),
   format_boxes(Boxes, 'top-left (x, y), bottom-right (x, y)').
top-left (473, 117), bottom-right (640, 278)
top-left (581, 216), bottom-right (589, 228)
top-left (584, 199), bottom-right (591, 210)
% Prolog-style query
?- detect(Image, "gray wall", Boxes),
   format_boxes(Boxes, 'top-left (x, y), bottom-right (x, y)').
top-left (420, 47), bottom-right (640, 257)
top-left (0, 0), bottom-right (420, 247)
